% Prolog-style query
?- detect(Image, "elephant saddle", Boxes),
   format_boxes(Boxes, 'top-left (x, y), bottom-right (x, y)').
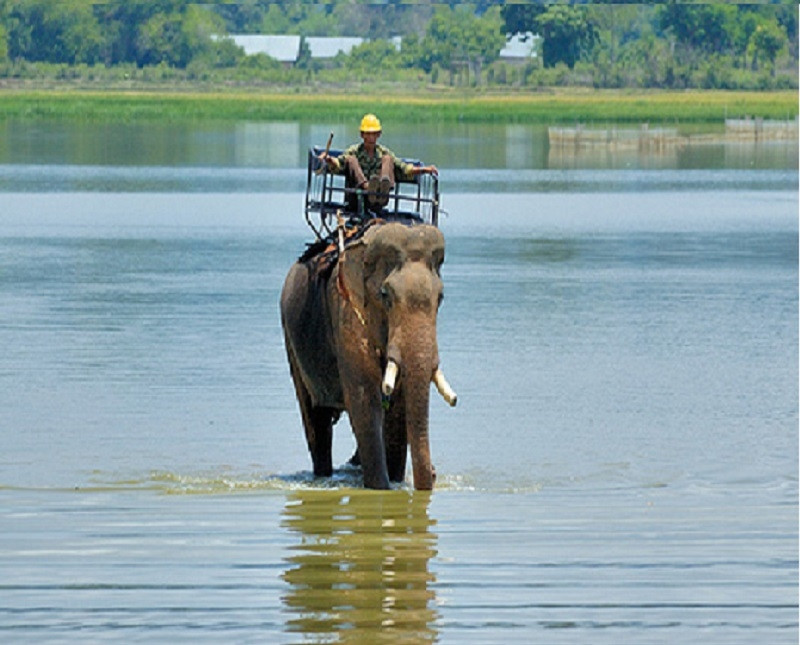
top-left (299, 218), bottom-right (384, 281)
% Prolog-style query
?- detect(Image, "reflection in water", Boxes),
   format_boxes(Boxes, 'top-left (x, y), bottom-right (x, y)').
top-left (281, 490), bottom-right (438, 643)
top-left (505, 124), bottom-right (536, 169)
top-left (4, 120), bottom-right (793, 173)
top-left (235, 122), bottom-right (300, 167)
top-left (547, 137), bottom-right (798, 171)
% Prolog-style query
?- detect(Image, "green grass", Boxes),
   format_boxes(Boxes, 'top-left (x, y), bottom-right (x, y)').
top-left (0, 89), bottom-right (796, 124)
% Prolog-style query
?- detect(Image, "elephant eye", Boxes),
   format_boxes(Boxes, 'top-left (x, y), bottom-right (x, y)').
top-left (380, 285), bottom-right (392, 305)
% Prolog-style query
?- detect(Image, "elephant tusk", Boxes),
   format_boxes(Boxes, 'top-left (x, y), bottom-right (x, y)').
top-left (433, 368), bottom-right (457, 407)
top-left (382, 360), bottom-right (399, 397)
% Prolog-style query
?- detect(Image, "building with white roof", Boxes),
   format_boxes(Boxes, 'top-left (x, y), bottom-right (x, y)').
top-left (219, 35), bottom-right (367, 65)
top-left (499, 32), bottom-right (539, 62)
top-left (305, 37), bottom-right (364, 59)
top-left (218, 33), bottom-right (533, 67)
top-left (224, 35), bottom-right (301, 63)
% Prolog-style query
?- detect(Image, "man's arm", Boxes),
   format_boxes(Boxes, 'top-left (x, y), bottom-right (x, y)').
top-left (397, 160), bottom-right (438, 180)
top-left (385, 146), bottom-right (438, 181)
top-left (411, 164), bottom-right (438, 178)
top-left (319, 144), bottom-right (358, 174)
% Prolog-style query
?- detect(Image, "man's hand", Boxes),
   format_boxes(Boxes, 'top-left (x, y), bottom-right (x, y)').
top-left (414, 164), bottom-right (438, 177)
top-left (318, 151), bottom-right (337, 171)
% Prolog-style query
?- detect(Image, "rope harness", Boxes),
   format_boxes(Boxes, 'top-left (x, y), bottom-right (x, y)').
top-left (301, 217), bottom-right (383, 329)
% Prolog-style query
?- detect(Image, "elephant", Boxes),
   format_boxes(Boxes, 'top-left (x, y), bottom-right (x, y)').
top-left (280, 220), bottom-right (457, 490)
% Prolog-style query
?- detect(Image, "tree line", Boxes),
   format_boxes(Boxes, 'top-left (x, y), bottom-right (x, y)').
top-left (0, 1), bottom-right (796, 90)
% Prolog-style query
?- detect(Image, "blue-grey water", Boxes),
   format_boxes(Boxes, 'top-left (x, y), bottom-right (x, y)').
top-left (0, 121), bottom-right (797, 643)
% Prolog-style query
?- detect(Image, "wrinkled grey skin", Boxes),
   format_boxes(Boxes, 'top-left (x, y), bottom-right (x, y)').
top-left (280, 222), bottom-right (445, 490)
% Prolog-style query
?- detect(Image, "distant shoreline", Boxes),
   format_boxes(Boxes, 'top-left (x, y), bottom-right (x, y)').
top-left (0, 87), bottom-right (795, 124)
top-left (549, 118), bottom-right (798, 150)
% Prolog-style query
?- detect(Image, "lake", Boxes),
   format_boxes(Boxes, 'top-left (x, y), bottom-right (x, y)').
top-left (0, 121), bottom-right (797, 643)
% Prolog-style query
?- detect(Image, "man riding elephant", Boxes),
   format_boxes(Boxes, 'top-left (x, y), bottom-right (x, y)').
top-left (280, 221), bottom-right (457, 490)
top-left (319, 113), bottom-right (438, 209)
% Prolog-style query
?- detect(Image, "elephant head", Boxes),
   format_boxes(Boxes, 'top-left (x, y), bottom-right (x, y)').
top-left (280, 221), bottom-right (456, 490)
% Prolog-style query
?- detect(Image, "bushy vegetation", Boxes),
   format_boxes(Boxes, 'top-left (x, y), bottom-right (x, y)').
top-left (0, 1), bottom-right (796, 91)
top-left (1, 89), bottom-right (795, 125)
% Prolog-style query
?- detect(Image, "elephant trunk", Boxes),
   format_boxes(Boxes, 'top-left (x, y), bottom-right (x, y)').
top-left (397, 316), bottom-right (436, 491)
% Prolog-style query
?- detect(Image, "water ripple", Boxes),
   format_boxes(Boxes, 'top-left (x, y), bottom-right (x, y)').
top-left (0, 164), bottom-right (795, 193)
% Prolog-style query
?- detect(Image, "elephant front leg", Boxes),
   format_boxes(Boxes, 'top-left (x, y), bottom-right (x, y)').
top-left (341, 374), bottom-right (390, 490)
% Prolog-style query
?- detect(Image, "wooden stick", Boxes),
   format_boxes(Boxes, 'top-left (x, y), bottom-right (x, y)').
top-left (315, 131), bottom-right (334, 175)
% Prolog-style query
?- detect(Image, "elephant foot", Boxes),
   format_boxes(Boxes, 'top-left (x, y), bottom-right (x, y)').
top-left (363, 472), bottom-right (391, 490)
top-left (311, 443), bottom-right (333, 478)
top-left (313, 462), bottom-right (333, 478)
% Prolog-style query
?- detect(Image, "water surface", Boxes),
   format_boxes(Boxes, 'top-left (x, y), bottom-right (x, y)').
top-left (0, 122), bottom-right (797, 643)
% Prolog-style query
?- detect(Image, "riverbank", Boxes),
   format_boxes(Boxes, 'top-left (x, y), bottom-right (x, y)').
top-left (0, 87), bottom-right (795, 124)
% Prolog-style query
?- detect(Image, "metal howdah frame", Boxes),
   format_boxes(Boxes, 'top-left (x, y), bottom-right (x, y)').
top-left (304, 146), bottom-right (440, 240)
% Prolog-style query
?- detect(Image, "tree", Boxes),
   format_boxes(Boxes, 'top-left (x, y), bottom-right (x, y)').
top-left (295, 36), bottom-right (312, 69)
top-left (259, 4), bottom-right (293, 34)
top-left (585, 4), bottom-right (647, 65)
top-left (0, 0), bottom-right (794, 89)
top-left (203, 37), bottom-right (244, 69)
top-left (620, 30), bottom-right (674, 88)
top-left (136, 11), bottom-right (185, 67)
top-left (537, 5), bottom-right (596, 69)
top-left (731, 8), bottom-right (762, 69)
top-left (0, 21), bottom-right (7, 62)
top-left (180, 5), bottom-right (225, 64)
top-left (749, 20), bottom-right (786, 73)
top-left (4, 0), bottom-right (104, 64)
top-left (422, 5), bottom-right (504, 84)
top-left (774, 4), bottom-right (797, 50)
top-left (346, 39), bottom-right (400, 71)
top-left (259, 3), bottom-right (338, 37)
top-left (500, 3), bottom-right (546, 36)
top-left (134, 5), bottom-right (222, 68)
top-left (92, 2), bottom-right (184, 65)
top-left (658, 3), bottom-right (737, 56)
top-left (213, 1), bottom-right (267, 34)
top-left (291, 5), bottom-right (339, 37)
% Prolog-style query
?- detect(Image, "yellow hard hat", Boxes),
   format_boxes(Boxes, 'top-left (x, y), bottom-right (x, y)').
top-left (360, 113), bottom-right (382, 133)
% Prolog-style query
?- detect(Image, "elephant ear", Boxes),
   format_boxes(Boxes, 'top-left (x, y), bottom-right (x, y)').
top-left (337, 241), bottom-right (369, 312)
top-left (362, 224), bottom-right (405, 296)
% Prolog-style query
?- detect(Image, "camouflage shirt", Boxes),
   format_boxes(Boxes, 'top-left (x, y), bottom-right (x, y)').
top-left (332, 143), bottom-right (415, 181)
